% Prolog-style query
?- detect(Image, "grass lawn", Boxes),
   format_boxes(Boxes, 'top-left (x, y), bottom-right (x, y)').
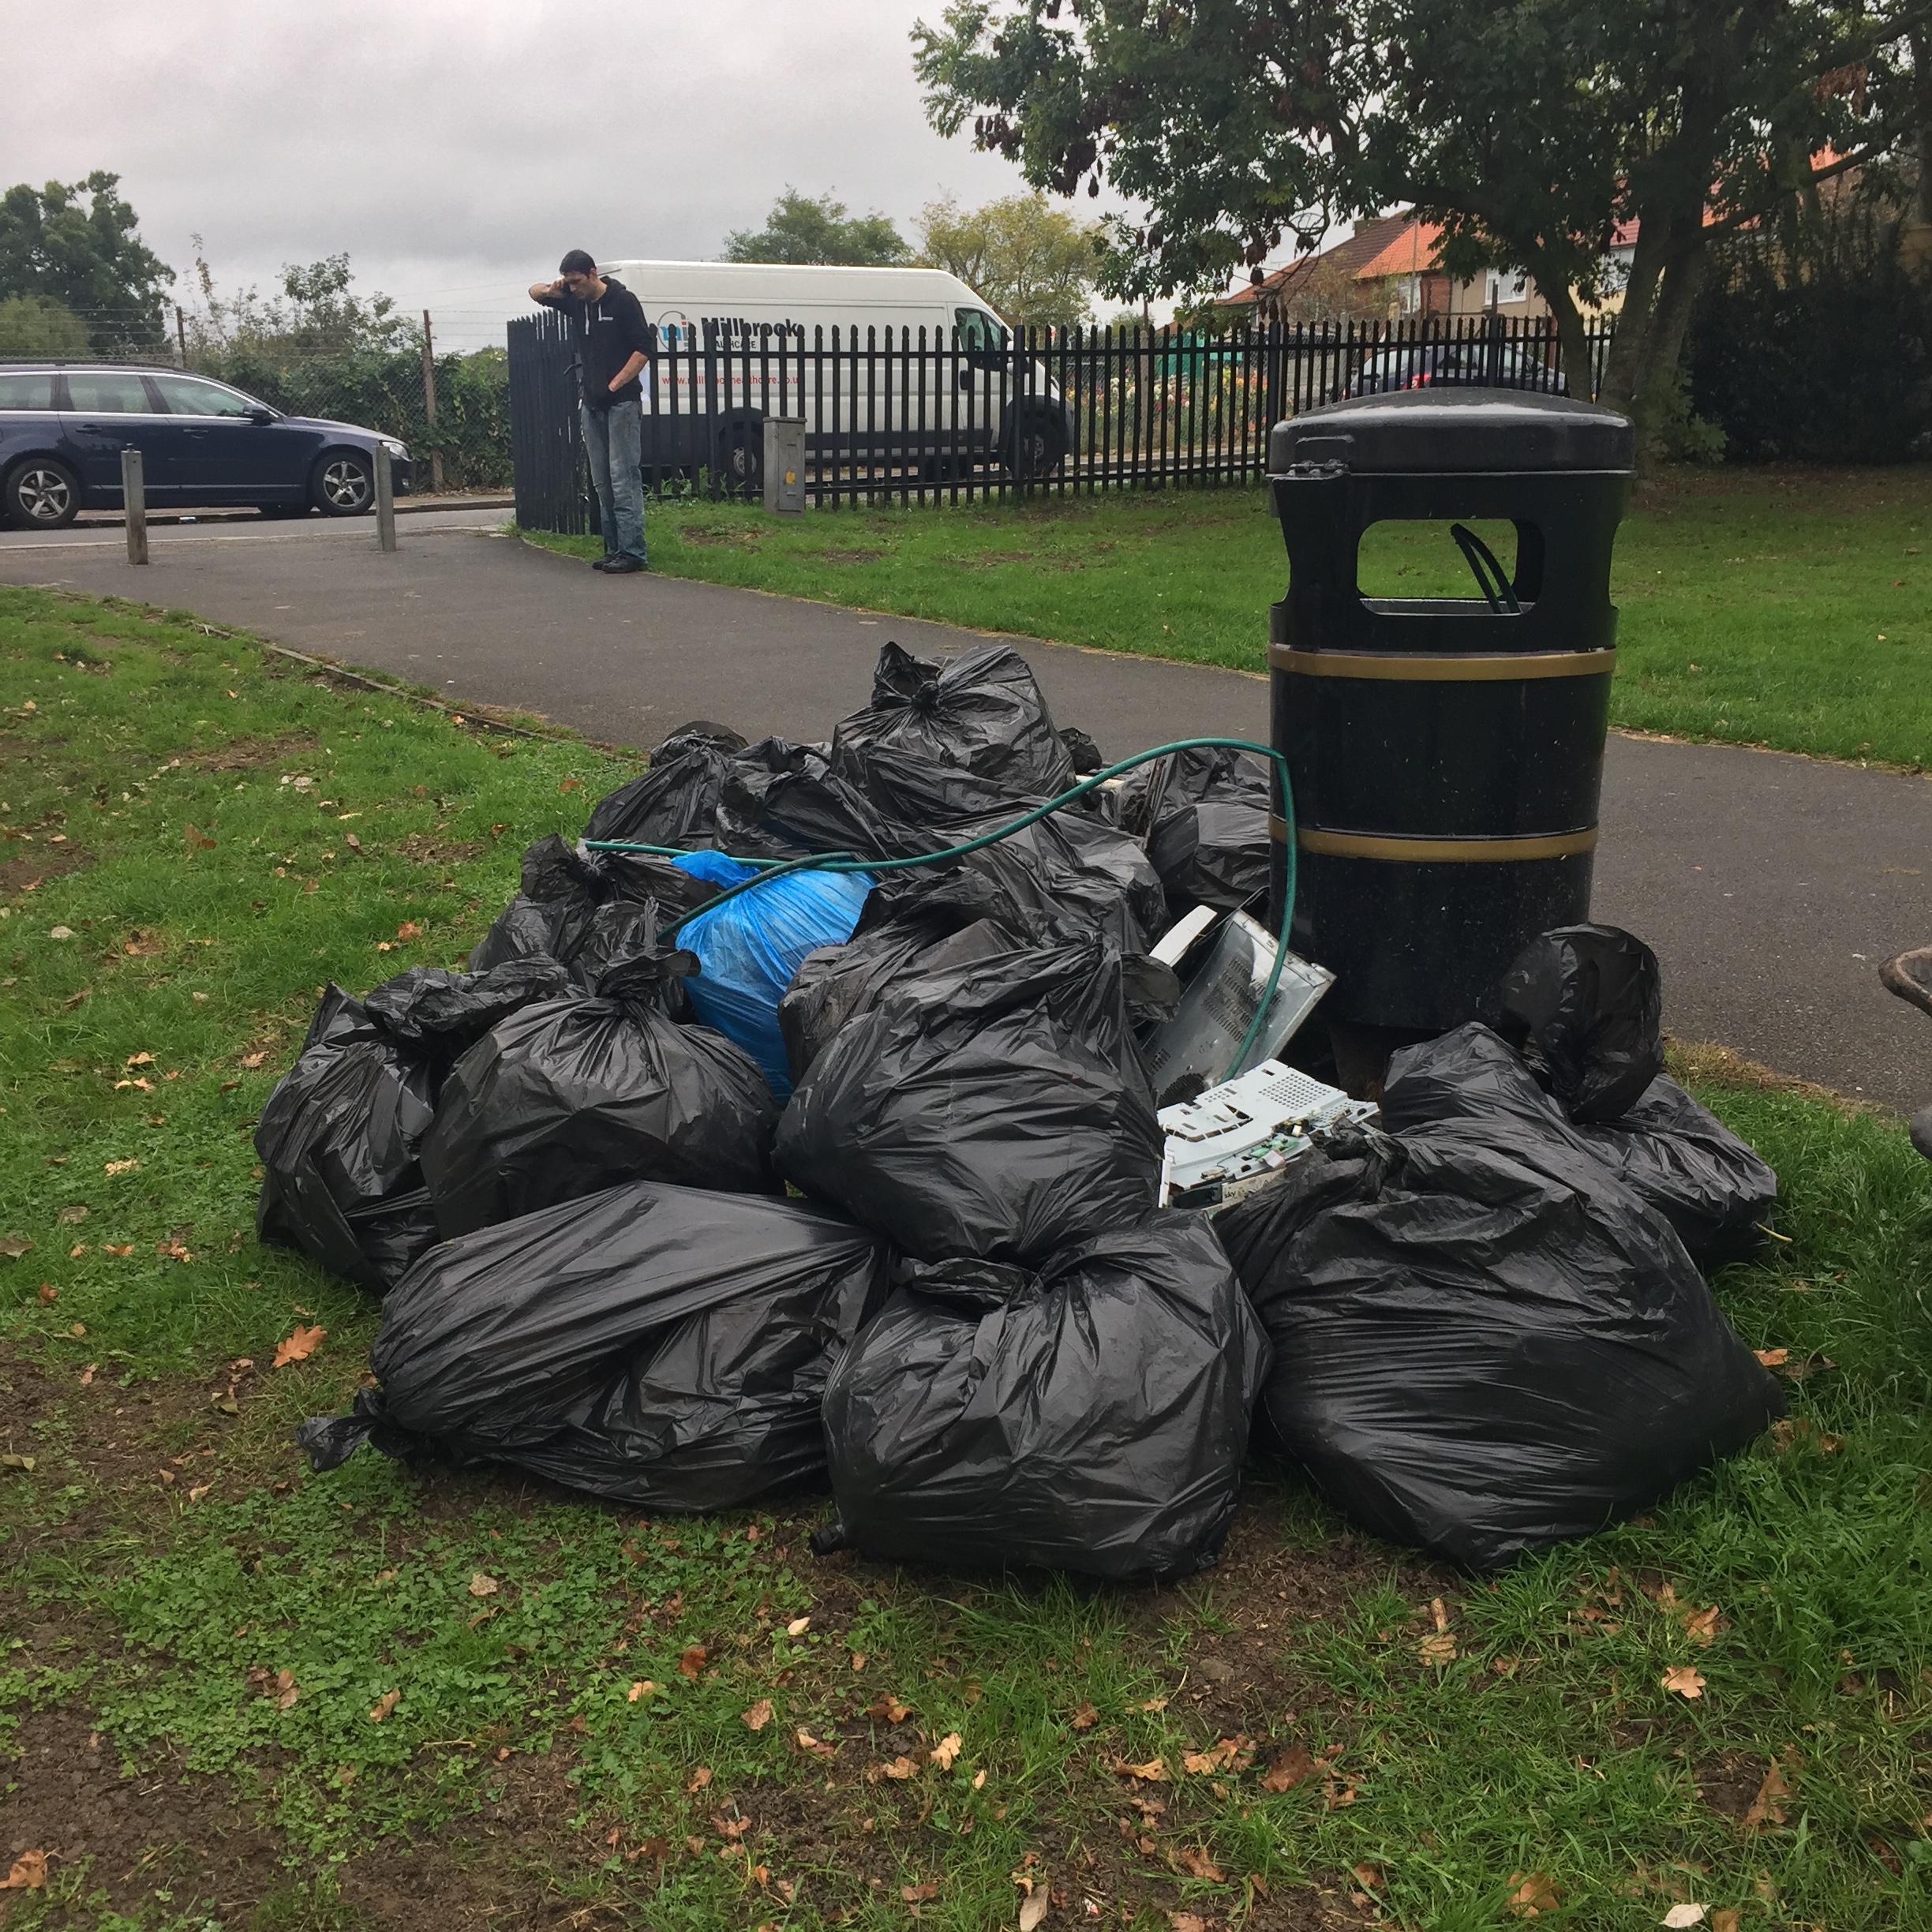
top-left (528, 466), bottom-right (1932, 770)
top-left (2, 581), bottom-right (1930, 1930)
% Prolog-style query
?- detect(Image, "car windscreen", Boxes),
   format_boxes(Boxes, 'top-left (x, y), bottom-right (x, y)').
top-left (64, 370), bottom-right (156, 413)
top-left (0, 373), bottom-right (57, 410)
top-left (149, 373), bottom-right (262, 417)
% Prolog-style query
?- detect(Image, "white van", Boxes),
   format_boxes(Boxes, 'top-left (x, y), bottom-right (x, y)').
top-left (594, 260), bottom-right (1073, 489)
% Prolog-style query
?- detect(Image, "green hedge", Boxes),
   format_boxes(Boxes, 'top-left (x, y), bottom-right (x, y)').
top-left (192, 345), bottom-right (512, 490)
top-left (1684, 208), bottom-right (1932, 463)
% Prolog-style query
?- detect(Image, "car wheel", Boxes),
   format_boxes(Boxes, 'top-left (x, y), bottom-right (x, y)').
top-left (5, 457), bottom-right (80, 530)
top-left (312, 451), bottom-right (373, 516)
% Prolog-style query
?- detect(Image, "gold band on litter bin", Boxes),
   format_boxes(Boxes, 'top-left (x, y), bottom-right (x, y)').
top-left (1280, 825), bottom-right (1600, 862)
top-left (1267, 646), bottom-right (1616, 681)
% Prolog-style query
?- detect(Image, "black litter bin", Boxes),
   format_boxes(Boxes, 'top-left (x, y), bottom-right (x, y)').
top-left (1267, 388), bottom-right (1633, 1035)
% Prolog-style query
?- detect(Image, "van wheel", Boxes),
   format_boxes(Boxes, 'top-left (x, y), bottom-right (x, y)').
top-left (716, 417), bottom-right (763, 496)
top-left (1003, 409), bottom-right (1069, 480)
top-left (313, 451), bottom-right (373, 515)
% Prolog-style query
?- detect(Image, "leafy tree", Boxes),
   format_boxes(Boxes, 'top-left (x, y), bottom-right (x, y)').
top-left (0, 171), bottom-right (174, 351)
top-left (913, 2), bottom-right (1926, 446)
top-left (722, 189), bottom-right (913, 265)
top-left (917, 190), bottom-right (1103, 324)
top-left (0, 292), bottom-right (91, 357)
top-left (182, 244), bottom-right (413, 362)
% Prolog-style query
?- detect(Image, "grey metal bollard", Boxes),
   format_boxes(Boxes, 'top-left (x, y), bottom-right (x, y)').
top-left (121, 447), bottom-right (148, 565)
top-left (373, 443), bottom-right (397, 552)
top-left (762, 417), bottom-right (806, 516)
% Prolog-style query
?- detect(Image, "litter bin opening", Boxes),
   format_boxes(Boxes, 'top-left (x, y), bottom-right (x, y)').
top-left (1355, 517), bottom-right (1544, 612)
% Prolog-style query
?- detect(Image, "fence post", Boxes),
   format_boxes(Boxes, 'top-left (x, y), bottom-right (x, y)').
top-left (121, 448), bottom-right (148, 566)
top-left (373, 444), bottom-right (396, 552)
top-left (421, 310), bottom-right (445, 495)
top-left (175, 306), bottom-right (188, 369)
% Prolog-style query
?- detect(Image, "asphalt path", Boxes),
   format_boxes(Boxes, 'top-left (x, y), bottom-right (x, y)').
top-left (4, 511), bottom-right (1928, 1109)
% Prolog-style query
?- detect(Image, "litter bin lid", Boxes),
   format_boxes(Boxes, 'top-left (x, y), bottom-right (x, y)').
top-left (1270, 388), bottom-right (1632, 474)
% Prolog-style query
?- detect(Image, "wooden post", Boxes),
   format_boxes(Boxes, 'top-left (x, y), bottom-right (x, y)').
top-left (421, 310), bottom-right (445, 494)
top-left (121, 447), bottom-right (148, 565)
top-left (175, 305), bottom-right (188, 368)
top-left (373, 443), bottom-right (396, 552)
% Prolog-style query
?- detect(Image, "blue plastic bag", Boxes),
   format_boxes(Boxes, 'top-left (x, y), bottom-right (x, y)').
top-left (672, 851), bottom-right (873, 1099)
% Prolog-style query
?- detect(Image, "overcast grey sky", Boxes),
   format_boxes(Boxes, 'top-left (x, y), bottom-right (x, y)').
top-left (8, 0), bottom-right (1118, 350)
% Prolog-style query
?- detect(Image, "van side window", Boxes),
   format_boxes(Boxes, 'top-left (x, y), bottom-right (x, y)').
top-left (953, 307), bottom-right (1006, 350)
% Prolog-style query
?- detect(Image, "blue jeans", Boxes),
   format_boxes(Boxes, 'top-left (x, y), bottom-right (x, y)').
top-left (582, 397), bottom-right (646, 564)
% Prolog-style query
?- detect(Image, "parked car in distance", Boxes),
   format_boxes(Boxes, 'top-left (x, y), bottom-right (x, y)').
top-left (1346, 338), bottom-right (1569, 398)
top-left (0, 364), bottom-right (412, 530)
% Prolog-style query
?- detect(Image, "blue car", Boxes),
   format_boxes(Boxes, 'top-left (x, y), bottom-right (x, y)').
top-left (0, 363), bottom-right (412, 529)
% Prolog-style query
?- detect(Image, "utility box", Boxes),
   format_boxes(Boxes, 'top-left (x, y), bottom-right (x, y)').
top-left (763, 417), bottom-right (806, 516)
top-left (1267, 388), bottom-right (1633, 1035)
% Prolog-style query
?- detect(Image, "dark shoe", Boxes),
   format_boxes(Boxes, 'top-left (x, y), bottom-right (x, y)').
top-left (591, 554), bottom-right (616, 571)
top-left (1881, 947), bottom-right (1932, 1019)
top-left (602, 555), bottom-right (645, 574)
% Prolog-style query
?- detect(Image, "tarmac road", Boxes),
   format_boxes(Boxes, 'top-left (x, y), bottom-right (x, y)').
top-left (4, 510), bottom-right (1928, 1110)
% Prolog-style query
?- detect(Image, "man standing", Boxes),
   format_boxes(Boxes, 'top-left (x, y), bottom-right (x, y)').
top-left (528, 251), bottom-right (656, 572)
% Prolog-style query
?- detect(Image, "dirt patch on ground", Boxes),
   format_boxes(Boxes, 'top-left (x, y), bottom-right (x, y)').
top-left (0, 843), bottom-right (94, 898)
top-left (397, 832), bottom-right (484, 867)
top-left (185, 732), bottom-right (319, 774)
top-left (819, 549), bottom-right (886, 565)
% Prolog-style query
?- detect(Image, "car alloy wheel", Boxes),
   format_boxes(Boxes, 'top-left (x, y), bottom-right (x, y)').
top-left (13, 464), bottom-right (74, 525)
top-left (318, 455), bottom-right (372, 513)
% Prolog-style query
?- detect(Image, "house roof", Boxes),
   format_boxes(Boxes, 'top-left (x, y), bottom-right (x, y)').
top-left (1220, 212), bottom-right (1421, 309)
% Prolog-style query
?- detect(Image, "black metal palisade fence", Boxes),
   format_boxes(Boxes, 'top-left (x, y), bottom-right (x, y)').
top-left (506, 309), bottom-right (1616, 533)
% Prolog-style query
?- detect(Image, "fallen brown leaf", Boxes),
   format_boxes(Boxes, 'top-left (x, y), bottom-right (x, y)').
top-left (686, 1765), bottom-right (713, 1792)
top-left (395, 920), bottom-right (425, 941)
top-left (1352, 1862), bottom-right (1385, 1889)
top-left (1139, 1694), bottom-right (1169, 1713)
top-left (369, 1689), bottom-right (400, 1723)
top-left (929, 1732), bottom-right (962, 1770)
top-left (741, 1698), bottom-right (774, 1732)
top-left (1113, 1756), bottom-right (1170, 1783)
top-left (56, 1204), bottom-right (88, 1222)
top-left (1754, 1346), bottom-right (1788, 1368)
top-left (1181, 1735), bottom-right (1255, 1776)
top-left (679, 1643), bottom-right (706, 1677)
top-left (239, 1050), bottom-right (268, 1069)
top-left (1661, 1664), bottom-right (1705, 1699)
top-left (467, 1571), bottom-right (499, 1598)
top-left (1, 1849), bottom-right (48, 1890)
top-left (1682, 1604), bottom-right (1723, 1646)
top-left (1174, 1846), bottom-right (1223, 1881)
top-left (901, 1880), bottom-right (938, 1902)
top-left (849, 1649), bottom-right (867, 1670)
top-left (1070, 1702), bottom-right (1099, 1731)
top-left (103, 1158), bottom-right (139, 1175)
top-left (1742, 1756), bottom-right (1792, 1829)
top-left (1166, 1916), bottom-right (1206, 1932)
top-left (627, 1680), bottom-right (655, 1702)
top-left (1712, 1911), bottom-right (1740, 1932)
top-left (868, 1754), bottom-right (919, 1781)
top-left (865, 1694), bottom-right (912, 1723)
top-left (36, 1283), bottom-right (56, 1303)
top-left (272, 1323), bottom-right (325, 1368)
top-left (795, 1727), bottom-right (836, 1760)
top-left (1506, 1870), bottom-right (1559, 1916)
top-left (785, 1615), bottom-right (811, 1637)
top-left (1260, 1743), bottom-right (1317, 1792)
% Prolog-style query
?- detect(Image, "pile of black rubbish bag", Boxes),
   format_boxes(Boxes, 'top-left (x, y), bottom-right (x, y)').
top-left (283, 643), bottom-right (1784, 1578)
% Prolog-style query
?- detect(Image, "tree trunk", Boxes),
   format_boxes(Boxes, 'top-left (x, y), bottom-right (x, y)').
top-left (1536, 274), bottom-right (1596, 401)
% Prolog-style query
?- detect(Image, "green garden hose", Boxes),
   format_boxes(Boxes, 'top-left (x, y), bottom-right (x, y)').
top-left (585, 736), bottom-right (1299, 1083)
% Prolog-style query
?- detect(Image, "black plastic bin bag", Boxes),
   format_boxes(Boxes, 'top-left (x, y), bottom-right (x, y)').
top-left (421, 950), bottom-right (778, 1238)
top-left (1499, 924), bottom-right (1664, 1123)
top-left (830, 641), bottom-right (1074, 807)
top-left (819, 1215), bottom-right (1268, 1579)
top-left (1215, 1027), bottom-right (1784, 1571)
top-left (255, 987), bottom-right (441, 1292)
top-left (1575, 1076), bottom-right (1779, 1267)
top-left (296, 1180), bottom-right (886, 1512)
top-left (582, 721), bottom-right (748, 848)
top-left (776, 934), bottom-right (1164, 1264)
top-left (1118, 744), bottom-right (1273, 915)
